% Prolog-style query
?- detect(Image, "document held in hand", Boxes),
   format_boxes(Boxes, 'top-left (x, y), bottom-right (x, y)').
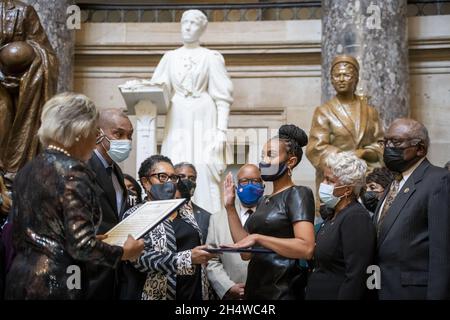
top-left (103, 198), bottom-right (186, 246)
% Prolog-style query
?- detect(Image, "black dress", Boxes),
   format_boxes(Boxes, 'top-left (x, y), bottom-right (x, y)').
top-left (305, 202), bottom-right (376, 300)
top-left (172, 215), bottom-right (202, 300)
top-left (4, 150), bottom-right (123, 300)
top-left (245, 185), bottom-right (315, 300)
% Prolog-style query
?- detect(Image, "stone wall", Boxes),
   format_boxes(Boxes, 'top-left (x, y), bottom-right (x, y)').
top-left (74, 16), bottom-right (450, 188)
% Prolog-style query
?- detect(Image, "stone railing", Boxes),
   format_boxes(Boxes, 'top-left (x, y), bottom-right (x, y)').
top-left (78, 0), bottom-right (450, 23)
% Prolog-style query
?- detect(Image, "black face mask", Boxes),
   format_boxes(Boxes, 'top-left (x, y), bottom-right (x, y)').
top-left (259, 161), bottom-right (288, 182)
top-left (149, 182), bottom-right (176, 201)
top-left (179, 179), bottom-right (196, 200)
top-left (319, 204), bottom-right (334, 221)
top-left (361, 191), bottom-right (379, 213)
top-left (383, 147), bottom-right (418, 173)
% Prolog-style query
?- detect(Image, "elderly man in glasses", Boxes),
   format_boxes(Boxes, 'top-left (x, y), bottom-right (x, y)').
top-left (205, 164), bottom-right (264, 300)
top-left (375, 118), bottom-right (450, 300)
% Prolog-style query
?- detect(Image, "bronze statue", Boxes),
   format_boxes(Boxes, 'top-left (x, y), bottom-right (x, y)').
top-left (0, 0), bottom-right (58, 184)
top-left (306, 55), bottom-right (384, 201)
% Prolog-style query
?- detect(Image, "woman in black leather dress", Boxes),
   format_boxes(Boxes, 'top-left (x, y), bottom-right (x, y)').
top-left (224, 124), bottom-right (315, 300)
top-left (4, 93), bottom-right (144, 299)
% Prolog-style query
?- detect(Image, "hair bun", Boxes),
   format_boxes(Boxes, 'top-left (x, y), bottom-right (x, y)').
top-left (279, 124), bottom-right (308, 147)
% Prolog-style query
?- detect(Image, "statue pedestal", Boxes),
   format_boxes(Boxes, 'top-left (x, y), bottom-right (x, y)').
top-left (134, 100), bottom-right (157, 178)
top-left (119, 81), bottom-right (169, 178)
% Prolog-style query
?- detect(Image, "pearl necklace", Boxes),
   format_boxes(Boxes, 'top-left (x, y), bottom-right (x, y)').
top-left (47, 145), bottom-right (71, 157)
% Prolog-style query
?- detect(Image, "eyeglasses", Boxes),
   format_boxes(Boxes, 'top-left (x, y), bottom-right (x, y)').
top-left (148, 172), bottom-right (180, 183)
top-left (238, 178), bottom-right (263, 186)
top-left (178, 174), bottom-right (197, 182)
top-left (383, 138), bottom-right (422, 148)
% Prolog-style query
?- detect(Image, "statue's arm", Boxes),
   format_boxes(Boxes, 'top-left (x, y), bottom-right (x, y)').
top-left (360, 107), bottom-right (384, 163)
top-left (208, 51), bottom-right (233, 132)
top-left (306, 106), bottom-right (340, 169)
top-left (150, 52), bottom-right (173, 95)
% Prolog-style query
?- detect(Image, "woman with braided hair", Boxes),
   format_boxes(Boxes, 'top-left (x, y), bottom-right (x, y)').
top-left (224, 124), bottom-right (315, 300)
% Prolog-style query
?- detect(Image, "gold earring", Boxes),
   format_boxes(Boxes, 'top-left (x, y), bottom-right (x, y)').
top-left (288, 167), bottom-right (292, 177)
top-left (75, 136), bottom-right (80, 142)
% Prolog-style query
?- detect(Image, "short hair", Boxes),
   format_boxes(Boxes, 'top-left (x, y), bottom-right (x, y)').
top-left (174, 162), bottom-right (197, 176)
top-left (138, 155), bottom-right (173, 179)
top-left (391, 118), bottom-right (430, 149)
top-left (276, 124), bottom-right (308, 168)
top-left (38, 92), bottom-right (98, 148)
top-left (98, 108), bottom-right (129, 131)
top-left (181, 9), bottom-right (208, 30)
top-left (325, 151), bottom-right (368, 195)
top-left (366, 167), bottom-right (394, 189)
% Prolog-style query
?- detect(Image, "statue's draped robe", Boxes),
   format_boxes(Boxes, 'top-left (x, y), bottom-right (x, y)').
top-left (0, 0), bottom-right (58, 175)
top-left (306, 96), bottom-right (384, 200)
top-left (151, 46), bottom-right (233, 214)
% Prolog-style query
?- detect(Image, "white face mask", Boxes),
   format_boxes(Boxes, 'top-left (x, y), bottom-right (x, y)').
top-left (106, 138), bottom-right (132, 163)
top-left (319, 183), bottom-right (346, 209)
top-left (98, 129), bottom-right (132, 163)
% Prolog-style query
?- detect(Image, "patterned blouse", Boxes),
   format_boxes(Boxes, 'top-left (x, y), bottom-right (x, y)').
top-left (122, 201), bottom-right (212, 300)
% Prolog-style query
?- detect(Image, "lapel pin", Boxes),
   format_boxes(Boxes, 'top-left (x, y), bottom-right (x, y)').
top-left (404, 188), bottom-right (410, 193)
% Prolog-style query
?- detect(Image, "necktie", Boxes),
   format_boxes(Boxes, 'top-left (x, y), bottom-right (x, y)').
top-left (106, 166), bottom-right (113, 177)
top-left (243, 209), bottom-right (254, 229)
top-left (377, 173), bottom-right (403, 228)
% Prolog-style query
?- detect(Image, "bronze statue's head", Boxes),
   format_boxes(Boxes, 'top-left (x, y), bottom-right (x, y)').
top-left (0, 41), bottom-right (35, 76)
top-left (330, 55), bottom-right (359, 95)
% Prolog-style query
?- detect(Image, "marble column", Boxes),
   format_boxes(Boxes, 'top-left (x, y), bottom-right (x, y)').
top-left (25, 0), bottom-right (75, 93)
top-left (321, 0), bottom-right (409, 128)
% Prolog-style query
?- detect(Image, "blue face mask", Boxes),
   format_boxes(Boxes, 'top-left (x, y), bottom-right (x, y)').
top-left (319, 183), bottom-right (344, 209)
top-left (237, 183), bottom-right (264, 207)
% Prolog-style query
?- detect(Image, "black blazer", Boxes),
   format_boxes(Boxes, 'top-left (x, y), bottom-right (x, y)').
top-left (374, 159), bottom-right (450, 300)
top-left (306, 202), bottom-right (376, 300)
top-left (86, 152), bottom-right (129, 300)
top-left (88, 152), bottom-right (128, 233)
top-left (192, 202), bottom-right (211, 244)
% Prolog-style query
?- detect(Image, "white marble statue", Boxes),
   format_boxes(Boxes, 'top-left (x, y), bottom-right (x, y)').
top-left (150, 9), bottom-right (233, 214)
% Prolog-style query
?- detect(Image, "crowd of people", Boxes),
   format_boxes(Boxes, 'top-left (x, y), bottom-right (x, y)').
top-left (0, 92), bottom-right (449, 300)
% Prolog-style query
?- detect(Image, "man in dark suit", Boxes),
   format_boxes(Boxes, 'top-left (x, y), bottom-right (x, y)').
top-left (175, 162), bottom-right (211, 243)
top-left (87, 108), bottom-right (133, 299)
top-left (375, 118), bottom-right (450, 300)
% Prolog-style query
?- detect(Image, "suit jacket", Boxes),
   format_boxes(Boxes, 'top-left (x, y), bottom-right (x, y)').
top-left (374, 159), bottom-right (450, 300)
top-left (88, 152), bottom-right (128, 233)
top-left (206, 210), bottom-right (248, 299)
top-left (192, 202), bottom-right (211, 244)
top-left (86, 152), bottom-right (129, 300)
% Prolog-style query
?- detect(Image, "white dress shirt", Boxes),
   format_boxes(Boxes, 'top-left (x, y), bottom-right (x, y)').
top-left (239, 205), bottom-right (256, 226)
top-left (94, 149), bottom-right (124, 215)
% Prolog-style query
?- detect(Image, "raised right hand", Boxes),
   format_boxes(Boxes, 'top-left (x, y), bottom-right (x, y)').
top-left (121, 235), bottom-right (144, 261)
top-left (223, 172), bottom-right (236, 209)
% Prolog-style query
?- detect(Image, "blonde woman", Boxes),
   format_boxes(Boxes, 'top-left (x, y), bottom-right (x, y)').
top-left (5, 93), bottom-right (144, 299)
